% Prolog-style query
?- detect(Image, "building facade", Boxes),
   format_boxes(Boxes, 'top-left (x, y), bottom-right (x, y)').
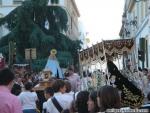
top-left (120, 0), bottom-right (150, 68)
top-left (0, 0), bottom-right (80, 41)
top-left (48, 0), bottom-right (80, 40)
top-left (78, 20), bottom-right (88, 49)
top-left (0, 0), bottom-right (24, 37)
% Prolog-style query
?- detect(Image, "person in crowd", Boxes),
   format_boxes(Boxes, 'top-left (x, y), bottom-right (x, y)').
top-left (140, 92), bottom-right (150, 109)
top-left (87, 91), bottom-right (99, 113)
top-left (138, 67), bottom-right (142, 72)
top-left (126, 59), bottom-right (132, 71)
top-left (42, 87), bottom-right (54, 113)
top-left (62, 81), bottom-right (74, 108)
top-left (67, 66), bottom-right (81, 92)
top-left (46, 79), bottom-right (66, 113)
top-left (81, 71), bottom-right (88, 90)
top-left (140, 68), bottom-right (149, 98)
top-left (59, 80), bottom-right (75, 113)
top-left (11, 83), bottom-right (22, 96)
top-left (97, 85), bottom-right (121, 112)
top-left (147, 92), bottom-right (150, 104)
top-left (0, 68), bottom-right (23, 113)
top-left (75, 91), bottom-right (89, 113)
top-left (18, 82), bottom-right (38, 113)
top-left (64, 71), bottom-right (69, 80)
top-left (143, 68), bottom-right (148, 76)
top-left (16, 77), bottom-right (24, 87)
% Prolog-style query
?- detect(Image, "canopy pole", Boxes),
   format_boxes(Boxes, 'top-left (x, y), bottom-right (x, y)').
top-left (117, 55), bottom-right (121, 70)
top-left (102, 39), bottom-right (108, 74)
top-left (102, 39), bottom-right (110, 85)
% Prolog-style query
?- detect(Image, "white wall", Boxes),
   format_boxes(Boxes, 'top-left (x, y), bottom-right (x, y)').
top-left (0, 0), bottom-right (16, 38)
top-left (2, 0), bottom-right (13, 6)
top-left (136, 17), bottom-right (150, 68)
top-left (78, 20), bottom-right (87, 49)
top-left (0, 7), bottom-right (16, 16)
top-left (59, 0), bottom-right (65, 6)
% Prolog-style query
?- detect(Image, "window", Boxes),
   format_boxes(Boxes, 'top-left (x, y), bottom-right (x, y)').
top-left (13, 0), bottom-right (23, 5)
top-left (51, 0), bottom-right (59, 4)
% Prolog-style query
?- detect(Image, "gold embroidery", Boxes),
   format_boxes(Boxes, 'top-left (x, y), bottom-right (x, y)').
top-left (121, 85), bottom-right (144, 108)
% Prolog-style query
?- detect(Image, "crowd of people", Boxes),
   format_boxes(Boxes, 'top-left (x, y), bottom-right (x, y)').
top-left (0, 64), bottom-right (150, 113)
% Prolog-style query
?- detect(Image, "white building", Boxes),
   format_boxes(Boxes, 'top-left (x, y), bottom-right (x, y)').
top-left (78, 20), bottom-right (88, 49)
top-left (120, 0), bottom-right (150, 68)
top-left (0, 0), bottom-right (24, 37)
top-left (0, 0), bottom-right (81, 41)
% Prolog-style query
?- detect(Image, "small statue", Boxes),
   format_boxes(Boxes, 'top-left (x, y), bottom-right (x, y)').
top-left (44, 49), bottom-right (63, 78)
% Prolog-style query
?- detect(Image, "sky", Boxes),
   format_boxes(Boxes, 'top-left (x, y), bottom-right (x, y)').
top-left (75, 0), bottom-right (125, 45)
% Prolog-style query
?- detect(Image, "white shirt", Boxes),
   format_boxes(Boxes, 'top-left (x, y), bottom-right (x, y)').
top-left (60, 92), bottom-right (74, 109)
top-left (18, 91), bottom-right (38, 110)
top-left (42, 102), bottom-right (47, 113)
top-left (46, 92), bottom-right (74, 113)
top-left (67, 73), bottom-right (81, 92)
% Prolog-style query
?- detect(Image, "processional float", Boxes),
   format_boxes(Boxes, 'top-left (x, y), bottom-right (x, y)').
top-left (33, 49), bottom-right (63, 112)
top-left (79, 38), bottom-right (144, 108)
top-left (33, 49), bottom-right (63, 91)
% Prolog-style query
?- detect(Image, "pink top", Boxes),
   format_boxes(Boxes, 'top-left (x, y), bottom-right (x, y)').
top-left (67, 73), bottom-right (81, 92)
top-left (0, 86), bottom-right (23, 113)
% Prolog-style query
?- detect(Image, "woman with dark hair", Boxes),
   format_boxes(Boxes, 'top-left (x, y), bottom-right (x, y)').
top-left (87, 91), bottom-right (99, 113)
top-left (75, 91), bottom-right (89, 113)
top-left (11, 83), bottom-right (22, 96)
top-left (46, 79), bottom-right (66, 113)
top-left (18, 82), bottom-right (38, 113)
top-left (97, 85), bottom-right (121, 112)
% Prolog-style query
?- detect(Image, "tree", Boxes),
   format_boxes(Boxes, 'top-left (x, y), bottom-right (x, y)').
top-left (0, 0), bottom-right (82, 69)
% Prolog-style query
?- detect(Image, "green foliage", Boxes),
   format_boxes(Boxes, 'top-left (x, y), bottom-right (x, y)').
top-left (0, 0), bottom-right (82, 69)
top-left (57, 51), bottom-right (74, 67)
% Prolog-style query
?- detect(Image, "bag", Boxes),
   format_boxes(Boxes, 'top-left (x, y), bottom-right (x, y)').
top-left (61, 109), bottom-right (70, 113)
top-left (51, 97), bottom-right (63, 113)
top-left (51, 97), bottom-right (71, 113)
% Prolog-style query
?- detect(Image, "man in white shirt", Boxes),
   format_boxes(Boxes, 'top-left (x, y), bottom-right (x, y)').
top-left (60, 81), bottom-right (74, 109)
top-left (46, 79), bottom-right (66, 113)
